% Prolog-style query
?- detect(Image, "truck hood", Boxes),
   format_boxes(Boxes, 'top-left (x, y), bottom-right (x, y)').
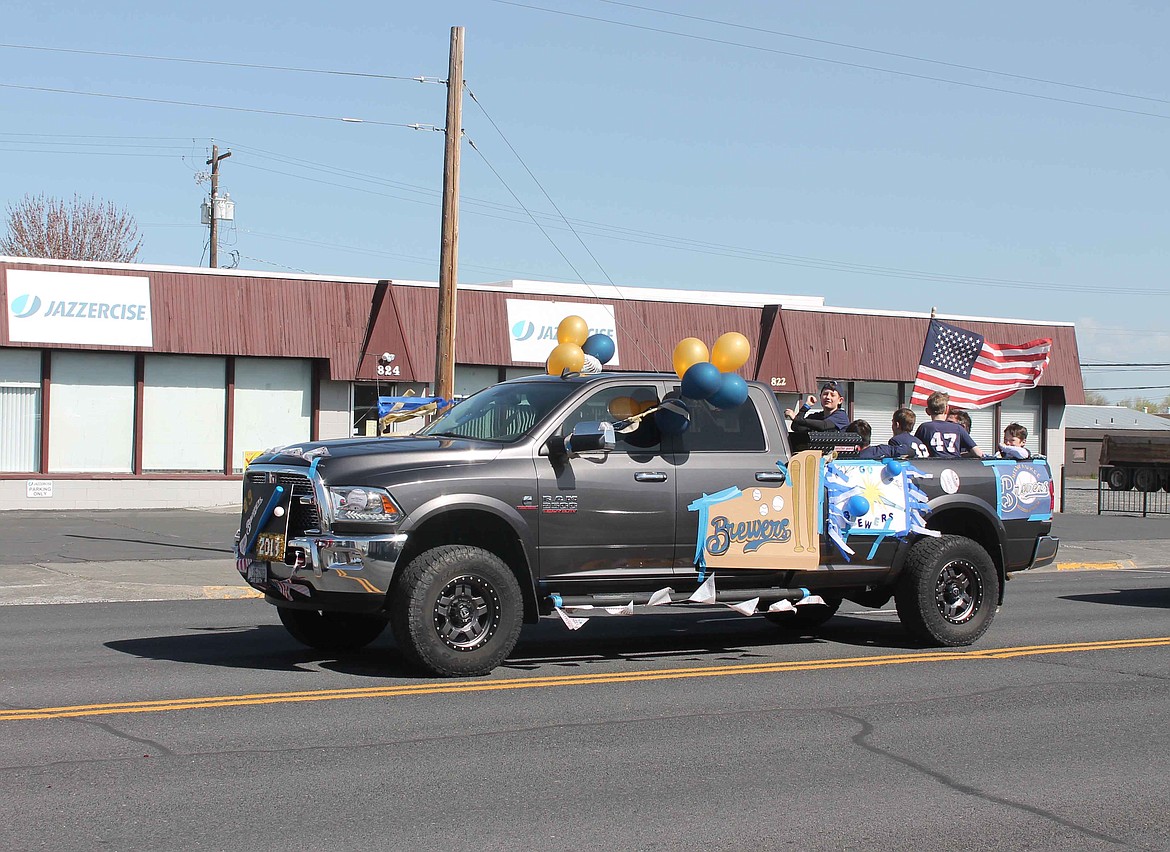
top-left (251, 435), bottom-right (504, 483)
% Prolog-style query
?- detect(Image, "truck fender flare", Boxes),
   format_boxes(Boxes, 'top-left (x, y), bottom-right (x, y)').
top-left (891, 494), bottom-right (1008, 601)
top-left (400, 495), bottom-right (539, 611)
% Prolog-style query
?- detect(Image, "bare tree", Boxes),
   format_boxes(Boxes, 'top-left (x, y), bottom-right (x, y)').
top-left (1082, 390), bottom-right (1110, 406)
top-left (1117, 395), bottom-right (1166, 414)
top-left (0, 193), bottom-right (143, 262)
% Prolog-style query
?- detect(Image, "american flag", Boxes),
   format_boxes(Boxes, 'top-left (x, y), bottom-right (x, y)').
top-left (910, 320), bottom-right (1052, 409)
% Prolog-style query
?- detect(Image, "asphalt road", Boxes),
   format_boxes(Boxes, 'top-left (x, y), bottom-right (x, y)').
top-left (2, 567), bottom-right (1167, 851)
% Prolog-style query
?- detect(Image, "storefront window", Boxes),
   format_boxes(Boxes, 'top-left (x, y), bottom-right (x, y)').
top-left (232, 358), bottom-right (311, 471)
top-left (48, 351), bottom-right (134, 473)
top-left (851, 381), bottom-right (900, 443)
top-left (0, 349), bottom-right (41, 472)
top-left (142, 355), bottom-right (226, 472)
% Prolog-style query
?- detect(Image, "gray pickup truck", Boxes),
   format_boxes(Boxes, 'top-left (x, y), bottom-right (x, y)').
top-left (235, 373), bottom-right (1059, 676)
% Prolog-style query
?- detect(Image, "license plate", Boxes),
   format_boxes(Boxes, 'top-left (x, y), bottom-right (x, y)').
top-left (246, 561), bottom-right (267, 584)
top-left (254, 532), bottom-right (287, 563)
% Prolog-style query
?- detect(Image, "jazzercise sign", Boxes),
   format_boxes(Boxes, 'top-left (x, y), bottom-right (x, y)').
top-left (505, 299), bottom-right (619, 365)
top-left (5, 270), bottom-right (154, 347)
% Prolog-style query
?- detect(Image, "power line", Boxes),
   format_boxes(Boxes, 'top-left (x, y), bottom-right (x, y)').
top-left (236, 253), bottom-right (311, 274)
top-left (223, 139), bottom-right (1164, 298)
top-left (2, 127), bottom-right (1135, 300)
top-left (464, 88), bottom-right (672, 366)
top-left (0, 138), bottom-right (196, 149)
top-left (1085, 385), bottom-right (1170, 391)
top-left (591, 0), bottom-right (1170, 107)
top-left (0, 132), bottom-right (206, 140)
top-left (489, 0), bottom-right (1170, 122)
top-left (0, 42), bottom-right (442, 83)
top-left (241, 228), bottom-right (571, 280)
top-left (0, 148), bottom-right (184, 157)
top-left (0, 82), bottom-right (430, 128)
top-left (1082, 362), bottom-right (1170, 368)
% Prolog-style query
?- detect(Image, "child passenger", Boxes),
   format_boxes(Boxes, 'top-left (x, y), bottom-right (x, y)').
top-left (785, 380), bottom-right (850, 432)
top-left (916, 391), bottom-right (985, 459)
top-left (999, 423), bottom-right (1032, 459)
top-left (845, 419), bottom-right (893, 459)
top-left (889, 407), bottom-right (929, 458)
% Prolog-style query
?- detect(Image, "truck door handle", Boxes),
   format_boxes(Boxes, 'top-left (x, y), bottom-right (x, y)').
top-left (755, 471), bottom-right (786, 483)
top-left (634, 471), bottom-right (668, 483)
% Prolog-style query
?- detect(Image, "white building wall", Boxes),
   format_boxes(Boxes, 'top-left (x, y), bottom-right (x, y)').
top-left (0, 478), bottom-right (240, 511)
top-left (1045, 401), bottom-right (1067, 512)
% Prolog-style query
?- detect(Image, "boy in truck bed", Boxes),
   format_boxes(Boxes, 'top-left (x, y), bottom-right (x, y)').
top-left (916, 391), bottom-right (985, 458)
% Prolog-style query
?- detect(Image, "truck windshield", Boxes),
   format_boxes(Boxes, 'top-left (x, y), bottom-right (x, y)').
top-left (418, 381), bottom-right (579, 443)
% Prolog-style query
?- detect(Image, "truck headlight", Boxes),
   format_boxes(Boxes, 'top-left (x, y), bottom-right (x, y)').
top-left (328, 486), bottom-right (404, 523)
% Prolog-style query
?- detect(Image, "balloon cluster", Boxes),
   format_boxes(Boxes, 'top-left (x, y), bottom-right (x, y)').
top-left (546, 315), bottom-right (616, 376)
top-left (673, 332), bottom-right (751, 410)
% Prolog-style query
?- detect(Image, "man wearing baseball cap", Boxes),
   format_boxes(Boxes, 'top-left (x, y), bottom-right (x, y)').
top-left (785, 380), bottom-right (850, 433)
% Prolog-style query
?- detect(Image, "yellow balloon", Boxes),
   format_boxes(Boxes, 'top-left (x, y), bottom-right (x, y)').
top-left (557, 315), bottom-right (590, 346)
top-left (607, 396), bottom-right (638, 419)
top-left (546, 342), bottom-right (585, 375)
top-left (710, 332), bottom-right (751, 373)
top-left (672, 337), bottom-right (710, 380)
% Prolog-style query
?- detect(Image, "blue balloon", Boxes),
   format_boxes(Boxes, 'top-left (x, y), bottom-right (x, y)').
top-left (680, 362), bottom-right (722, 400)
top-left (582, 333), bottom-right (616, 365)
top-left (656, 399), bottom-right (691, 434)
top-left (708, 372), bottom-right (749, 409)
top-left (883, 458), bottom-right (906, 477)
top-left (847, 495), bottom-right (871, 518)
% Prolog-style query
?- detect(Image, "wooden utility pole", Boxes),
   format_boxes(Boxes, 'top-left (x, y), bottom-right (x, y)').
top-left (434, 26), bottom-right (464, 401)
top-left (207, 145), bottom-right (231, 268)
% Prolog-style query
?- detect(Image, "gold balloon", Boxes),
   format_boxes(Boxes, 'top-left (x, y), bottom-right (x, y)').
top-left (710, 332), bottom-right (751, 373)
top-left (672, 337), bottom-right (710, 380)
top-left (546, 342), bottom-right (585, 375)
top-left (607, 396), bottom-right (638, 419)
top-left (557, 315), bottom-right (590, 346)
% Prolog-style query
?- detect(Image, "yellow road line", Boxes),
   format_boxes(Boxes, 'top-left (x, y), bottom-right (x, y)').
top-left (3, 636), bottom-right (1167, 722)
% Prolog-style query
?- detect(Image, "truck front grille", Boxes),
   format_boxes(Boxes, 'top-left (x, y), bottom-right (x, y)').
top-left (244, 471), bottom-right (322, 536)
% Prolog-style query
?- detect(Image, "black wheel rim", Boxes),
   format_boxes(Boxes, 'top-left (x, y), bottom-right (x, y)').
top-left (433, 574), bottom-right (500, 652)
top-left (935, 560), bottom-right (982, 624)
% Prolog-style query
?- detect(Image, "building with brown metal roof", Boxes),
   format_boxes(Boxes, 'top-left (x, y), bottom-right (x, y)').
top-left (1, 256), bottom-right (1082, 509)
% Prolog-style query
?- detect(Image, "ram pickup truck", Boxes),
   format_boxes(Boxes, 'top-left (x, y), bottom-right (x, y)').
top-left (235, 373), bottom-right (1059, 676)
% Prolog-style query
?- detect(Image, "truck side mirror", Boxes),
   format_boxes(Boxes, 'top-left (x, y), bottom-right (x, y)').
top-left (549, 420), bottom-right (616, 457)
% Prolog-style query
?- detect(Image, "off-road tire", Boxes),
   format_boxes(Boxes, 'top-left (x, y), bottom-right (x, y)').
top-left (895, 535), bottom-right (999, 647)
top-left (764, 595), bottom-right (842, 630)
top-left (389, 545), bottom-right (523, 677)
top-left (1106, 467), bottom-right (1133, 491)
top-left (277, 608), bottom-right (388, 653)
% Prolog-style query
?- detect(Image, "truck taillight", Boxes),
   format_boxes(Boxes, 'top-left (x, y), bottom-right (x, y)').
top-left (1049, 479), bottom-right (1055, 513)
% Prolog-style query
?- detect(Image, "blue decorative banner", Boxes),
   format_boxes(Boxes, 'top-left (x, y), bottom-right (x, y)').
top-left (982, 459), bottom-right (1053, 522)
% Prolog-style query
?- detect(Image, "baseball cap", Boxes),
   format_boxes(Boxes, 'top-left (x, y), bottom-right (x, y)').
top-left (820, 380), bottom-right (841, 393)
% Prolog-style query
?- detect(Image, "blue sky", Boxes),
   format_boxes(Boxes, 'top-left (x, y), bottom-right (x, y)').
top-left (1, 1), bottom-right (1167, 399)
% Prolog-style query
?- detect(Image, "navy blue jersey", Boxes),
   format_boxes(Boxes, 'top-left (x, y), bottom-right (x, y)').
top-left (857, 444), bottom-right (895, 460)
top-left (889, 431), bottom-right (930, 459)
top-left (808, 408), bottom-right (850, 430)
top-left (916, 420), bottom-right (977, 458)
top-left (791, 406), bottom-right (850, 432)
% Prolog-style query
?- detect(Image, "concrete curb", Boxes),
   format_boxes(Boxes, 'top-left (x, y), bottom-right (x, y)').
top-left (0, 559), bottom-right (261, 607)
